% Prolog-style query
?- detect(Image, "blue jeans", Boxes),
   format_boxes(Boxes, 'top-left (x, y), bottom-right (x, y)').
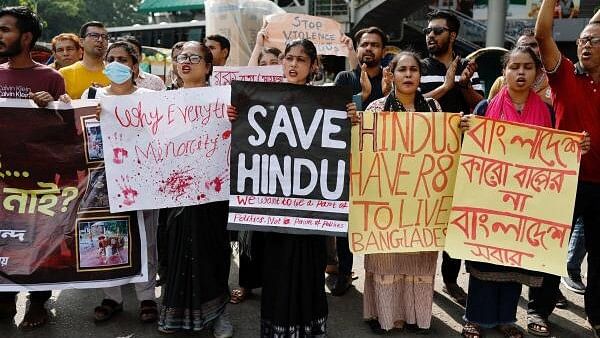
top-left (567, 217), bottom-right (586, 276)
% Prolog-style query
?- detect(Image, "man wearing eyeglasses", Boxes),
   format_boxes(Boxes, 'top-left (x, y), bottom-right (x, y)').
top-left (531, 2), bottom-right (600, 337)
top-left (419, 10), bottom-right (484, 308)
top-left (59, 21), bottom-right (110, 99)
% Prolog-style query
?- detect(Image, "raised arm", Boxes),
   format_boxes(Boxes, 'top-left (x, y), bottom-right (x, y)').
top-left (591, 6), bottom-right (600, 23)
top-left (248, 25), bottom-right (267, 66)
top-left (534, 0), bottom-right (561, 72)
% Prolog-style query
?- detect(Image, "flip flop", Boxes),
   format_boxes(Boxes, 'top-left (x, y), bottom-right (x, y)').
top-left (94, 298), bottom-right (123, 322)
top-left (527, 314), bottom-right (550, 337)
top-left (140, 300), bottom-right (159, 323)
top-left (18, 302), bottom-right (48, 331)
top-left (462, 322), bottom-right (482, 338)
top-left (229, 288), bottom-right (250, 304)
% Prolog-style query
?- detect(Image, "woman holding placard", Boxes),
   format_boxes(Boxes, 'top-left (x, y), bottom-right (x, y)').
top-left (156, 41), bottom-right (233, 338)
top-left (459, 46), bottom-right (590, 338)
top-left (83, 41), bottom-right (160, 326)
top-left (230, 45), bottom-right (283, 306)
top-left (361, 51), bottom-right (442, 335)
top-left (228, 38), bottom-right (357, 338)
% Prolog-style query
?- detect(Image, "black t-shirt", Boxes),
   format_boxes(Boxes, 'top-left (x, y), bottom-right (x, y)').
top-left (334, 66), bottom-right (383, 110)
top-left (420, 57), bottom-right (484, 113)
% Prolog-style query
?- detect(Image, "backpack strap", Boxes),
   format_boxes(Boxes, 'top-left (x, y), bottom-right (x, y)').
top-left (87, 86), bottom-right (97, 99)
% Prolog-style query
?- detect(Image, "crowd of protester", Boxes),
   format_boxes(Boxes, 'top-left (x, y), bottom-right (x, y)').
top-left (0, 0), bottom-right (599, 337)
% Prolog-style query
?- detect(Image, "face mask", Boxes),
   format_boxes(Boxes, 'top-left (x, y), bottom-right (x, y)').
top-left (103, 61), bottom-right (132, 84)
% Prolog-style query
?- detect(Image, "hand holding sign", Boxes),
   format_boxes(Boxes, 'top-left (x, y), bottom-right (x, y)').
top-left (263, 13), bottom-right (349, 57)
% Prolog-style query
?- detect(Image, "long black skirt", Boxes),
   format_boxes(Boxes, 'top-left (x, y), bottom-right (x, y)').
top-left (239, 231), bottom-right (265, 290)
top-left (261, 232), bottom-right (328, 338)
top-left (158, 202), bottom-right (231, 331)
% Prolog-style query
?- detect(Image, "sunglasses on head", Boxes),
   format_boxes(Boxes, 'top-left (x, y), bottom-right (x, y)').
top-left (423, 26), bottom-right (450, 35)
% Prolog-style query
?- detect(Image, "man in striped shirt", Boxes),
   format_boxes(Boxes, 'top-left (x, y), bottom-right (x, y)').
top-left (419, 10), bottom-right (484, 307)
top-left (420, 10), bottom-right (484, 115)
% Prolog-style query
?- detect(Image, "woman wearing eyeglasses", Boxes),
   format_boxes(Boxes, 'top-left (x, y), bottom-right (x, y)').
top-left (157, 41), bottom-right (233, 338)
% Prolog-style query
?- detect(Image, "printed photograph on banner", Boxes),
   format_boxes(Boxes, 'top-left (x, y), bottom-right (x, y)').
top-left (100, 87), bottom-right (232, 212)
top-left (444, 117), bottom-right (582, 275)
top-left (78, 167), bottom-right (110, 213)
top-left (0, 103), bottom-right (147, 291)
top-left (348, 111), bottom-right (462, 255)
top-left (76, 216), bottom-right (132, 271)
top-left (228, 81), bottom-right (352, 236)
top-left (82, 116), bottom-right (104, 163)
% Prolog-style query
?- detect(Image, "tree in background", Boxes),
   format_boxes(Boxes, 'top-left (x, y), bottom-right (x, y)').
top-left (0, 0), bottom-right (147, 40)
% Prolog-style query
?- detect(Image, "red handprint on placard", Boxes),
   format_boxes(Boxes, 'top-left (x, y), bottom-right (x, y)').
top-left (116, 175), bottom-right (138, 206)
top-left (108, 132), bottom-right (128, 164)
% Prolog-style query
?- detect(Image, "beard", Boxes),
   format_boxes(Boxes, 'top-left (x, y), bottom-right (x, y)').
top-left (0, 39), bottom-right (22, 58)
top-left (359, 55), bottom-right (379, 67)
top-left (427, 38), bottom-right (451, 56)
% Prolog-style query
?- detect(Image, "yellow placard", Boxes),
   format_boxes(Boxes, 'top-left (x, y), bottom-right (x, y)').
top-left (349, 111), bottom-right (461, 254)
top-left (445, 117), bottom-right (582, 275)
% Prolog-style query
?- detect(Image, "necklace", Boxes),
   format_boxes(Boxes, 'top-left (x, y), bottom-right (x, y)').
top-left (514, 102), bottom-right (525, 112)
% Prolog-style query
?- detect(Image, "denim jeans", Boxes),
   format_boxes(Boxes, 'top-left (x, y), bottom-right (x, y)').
top-left (528, 181), bottom-right (600, 324)
top-left (566, 217), bottom-right (586, 276)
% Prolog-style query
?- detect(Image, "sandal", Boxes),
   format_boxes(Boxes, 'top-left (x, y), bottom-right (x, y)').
top-left (496, 324), bottom-right (523, 338)
top-left (18, 301), bottom-right (48, 331)
top-left (462, 322), bottom-right (482, 338)
top-left (140, 300), bottom-right (159, 323)
top-left (527, 314), bottom-right (550, 337)
top-left (94, 298), bottom-right (123, 322)
top-left (230, 288), bottom-right (250, 304)
top-left (158, 326), bottom-right (177, 334)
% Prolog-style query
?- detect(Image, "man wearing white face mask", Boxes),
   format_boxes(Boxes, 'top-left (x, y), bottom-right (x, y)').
top-left (59, 21), bottom-right (110, 99)
top-left (82, 41), bottom-right (160, 325)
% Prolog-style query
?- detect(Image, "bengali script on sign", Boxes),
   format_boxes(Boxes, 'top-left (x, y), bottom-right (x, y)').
top-left (445, 117), bottom-right (582, 275)
top-left (349, 111), bottom-right (461, 254)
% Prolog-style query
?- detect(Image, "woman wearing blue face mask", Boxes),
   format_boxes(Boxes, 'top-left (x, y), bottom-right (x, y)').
top-left (84, 41), bottom-right (161, 325)
top-left (82, 41), bottom-right (153, 99)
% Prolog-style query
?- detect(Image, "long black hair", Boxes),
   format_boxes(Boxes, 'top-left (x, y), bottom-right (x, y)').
top-left (181, 41), bottom-right (213, 82)
top-left (106, 41), bottom-right (139, 65)
top-left (502, 45), bottom-right (542, 71)
top-left (283, 38), bottom-right (318, 83)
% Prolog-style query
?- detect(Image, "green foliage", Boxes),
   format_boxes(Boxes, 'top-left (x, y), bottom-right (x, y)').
top-left (0, 0), bottom-right (148, 40)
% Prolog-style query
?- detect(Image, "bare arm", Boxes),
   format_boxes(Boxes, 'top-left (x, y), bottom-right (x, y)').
top-left (248, 25), bottom-right (267, 66)
top-left (458, 60), bottom-right (484, 109)
top-left (341, 35), bottom-right (358, 70)
top-left (591, 6), bottom-right (600, 23)
top-left (535, 0), bottom-right (561, 72)
top-left (423, 56), bottom-right (459, 100)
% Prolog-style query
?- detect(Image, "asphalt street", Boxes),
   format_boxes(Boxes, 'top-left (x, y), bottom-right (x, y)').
top-left (2, 253), bottom-right (593, 338)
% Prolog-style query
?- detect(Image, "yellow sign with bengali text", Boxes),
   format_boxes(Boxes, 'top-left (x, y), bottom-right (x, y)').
top-left (445, 117), bottom-right (582, 275)
top-left (349, 111), bottom-right (461, 254)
